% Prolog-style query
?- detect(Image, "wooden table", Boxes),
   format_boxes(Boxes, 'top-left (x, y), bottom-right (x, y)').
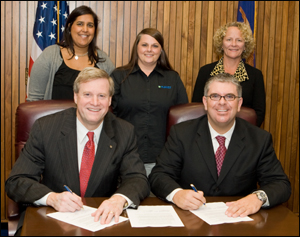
top-left (21, 196), bottom-right (299, 236)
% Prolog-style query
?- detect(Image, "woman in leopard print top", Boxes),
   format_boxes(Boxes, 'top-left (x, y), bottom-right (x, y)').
top-left (192, 22), bottom-right (265, 127)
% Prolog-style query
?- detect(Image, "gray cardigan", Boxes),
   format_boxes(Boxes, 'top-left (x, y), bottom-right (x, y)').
top-left (27, 44), bottom-right (115, 101)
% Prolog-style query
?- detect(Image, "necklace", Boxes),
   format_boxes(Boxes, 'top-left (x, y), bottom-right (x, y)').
top-left (74, 52), bottom-right (88, 60)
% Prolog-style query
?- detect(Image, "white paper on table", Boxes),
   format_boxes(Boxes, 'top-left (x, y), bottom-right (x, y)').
top-left (126, 205), bottom-right (184, 227)
top-left (190, 202), bottom-right (253, 225)
top-left (46, 205), bottom-right (128, 232)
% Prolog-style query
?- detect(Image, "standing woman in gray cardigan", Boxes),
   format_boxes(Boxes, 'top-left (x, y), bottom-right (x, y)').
top-left (27, 5), bottom-right (115, 101)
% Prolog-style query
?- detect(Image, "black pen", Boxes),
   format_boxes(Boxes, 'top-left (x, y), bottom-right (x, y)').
top-left (190, 184), bottom-right (206, 206)
top-left (64, 185), bottom-right (84, 209)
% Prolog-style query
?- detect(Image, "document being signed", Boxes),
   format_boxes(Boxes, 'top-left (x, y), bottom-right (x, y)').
top-left (190, 202), bottom-right (253, 225)
top-left (126, 205), bottom-right (184, 227)
top-left (47, 205), bottom-right (128, 232)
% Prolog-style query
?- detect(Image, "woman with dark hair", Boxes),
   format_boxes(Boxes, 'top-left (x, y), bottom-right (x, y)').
top-left (111, 28), bottom-right (188, 176)
top-left (27, 5), bottom-right (114, 101)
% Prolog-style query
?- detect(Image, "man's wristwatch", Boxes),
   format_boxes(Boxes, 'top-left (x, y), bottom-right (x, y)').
top-left (253, 191), bottom-right (267, 205)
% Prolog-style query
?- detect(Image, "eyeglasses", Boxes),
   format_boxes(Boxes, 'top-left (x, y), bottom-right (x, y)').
top-left (206, 93), bottom-right (240, 101)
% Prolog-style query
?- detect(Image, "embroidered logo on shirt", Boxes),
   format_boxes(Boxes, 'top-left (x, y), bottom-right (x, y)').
top-left (158, 85), bottom-right (171, 89)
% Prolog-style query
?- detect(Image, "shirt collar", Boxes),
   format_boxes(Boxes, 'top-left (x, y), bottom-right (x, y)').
top-left (131, 64), bottom-right (165, 76)
top-left (131, 65), bottom-right (140, 74)
top-left (76, 118), bottom-right (103, 145)
top-left (208, 119), bottom-right (236, 141)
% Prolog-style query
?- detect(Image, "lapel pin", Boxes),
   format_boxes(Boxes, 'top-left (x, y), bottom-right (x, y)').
top-left (110, 145), bottom-right (112, 148)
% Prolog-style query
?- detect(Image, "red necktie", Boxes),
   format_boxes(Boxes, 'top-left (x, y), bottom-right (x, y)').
top-left (215, 136), bottom-right (226, 176)
top-left (80, 132), bottom-right (95, 197)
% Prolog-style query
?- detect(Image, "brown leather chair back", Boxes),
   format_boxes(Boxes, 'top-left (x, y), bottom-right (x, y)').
top-left (167, 102), bottom-right (257, 137)
top-left (15, 100), bottom-right (77, 158)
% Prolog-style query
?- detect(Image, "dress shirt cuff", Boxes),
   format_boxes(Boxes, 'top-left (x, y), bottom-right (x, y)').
top-left (113, 194), bottom-right (134, 209)
top-left (166, 188), bottom-right (183, 203)
top-left (33, 192), bottom-right (53, 206)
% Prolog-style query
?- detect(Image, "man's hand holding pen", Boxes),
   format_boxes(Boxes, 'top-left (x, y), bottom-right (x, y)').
top-left (173, 188), bottom-right (206, 210)
top-left (46, 186), bottom-right (83, 212)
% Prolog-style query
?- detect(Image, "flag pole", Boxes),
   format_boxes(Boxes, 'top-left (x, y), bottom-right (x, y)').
top-left (57, 1), bottom-right (60, 43)
top-left (254, 1), bottom-right (257, 67)
top-left (254, 1), bottom-right (257, 43)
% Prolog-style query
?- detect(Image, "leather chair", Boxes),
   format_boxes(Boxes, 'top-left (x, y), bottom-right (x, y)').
top-left (7, 100), bottom-right (76, 236)
top-left (167, 102), bottom-right (257, 137)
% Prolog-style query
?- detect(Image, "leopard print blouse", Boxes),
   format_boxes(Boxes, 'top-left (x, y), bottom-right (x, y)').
top-left (210, 57), bottom-right (249, 82)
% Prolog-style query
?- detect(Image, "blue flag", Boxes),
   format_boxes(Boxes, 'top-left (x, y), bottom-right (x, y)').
top-left (237, 1), bottom-right (256, 67)
top-left (28, 1), bottom-right (69, 96)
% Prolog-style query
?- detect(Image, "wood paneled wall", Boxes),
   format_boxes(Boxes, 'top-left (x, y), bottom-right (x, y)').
top-left (1, 1), bottom-right (299, 221)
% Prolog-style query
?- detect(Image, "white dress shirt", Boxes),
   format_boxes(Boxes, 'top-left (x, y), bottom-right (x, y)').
top-left (34, 118), bottom-right (132, 208)
top-left (166, 120), bottom-right (269, 207)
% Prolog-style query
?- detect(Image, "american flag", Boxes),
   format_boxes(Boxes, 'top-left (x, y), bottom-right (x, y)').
top-left (27, 1), bottom-right (69, 96)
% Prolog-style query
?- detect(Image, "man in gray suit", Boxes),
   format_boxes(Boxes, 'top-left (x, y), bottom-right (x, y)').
top-left (6, 67), bottom-right (150, 230)
top-left (149, 73), bottom-right (290, 217)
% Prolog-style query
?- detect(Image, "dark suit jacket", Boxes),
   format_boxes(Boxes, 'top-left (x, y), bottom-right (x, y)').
top-left (192, 61), bottom-right (266, 127)
top-left (149, 115), bottom-right (291, 208)
top-left (6, 108), bottom-right (150, 205)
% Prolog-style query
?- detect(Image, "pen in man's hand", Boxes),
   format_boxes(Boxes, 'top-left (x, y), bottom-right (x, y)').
top-left (190, 184), bottom-right (206, 206)
top-left (64, 185), bottom-right (73, 193)
top-left (64, 185), bottom-right (84, 209)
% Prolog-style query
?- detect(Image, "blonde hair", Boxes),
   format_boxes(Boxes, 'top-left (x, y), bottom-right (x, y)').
top-left (213, 22), bottom-right (255, 59)
top-left (73, 67), bottom-right (115, 96)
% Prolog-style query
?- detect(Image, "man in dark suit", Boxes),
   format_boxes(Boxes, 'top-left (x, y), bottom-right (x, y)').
top-left (149, 73), bottom-right (290, 217)
top-left (6, 67), bottom-right (150, 230)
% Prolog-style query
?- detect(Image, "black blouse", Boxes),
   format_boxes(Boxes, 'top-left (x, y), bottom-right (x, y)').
top-left (52, 54), bottom-right (98, 100)
top-left (111, 65), bottom-right (188, 163)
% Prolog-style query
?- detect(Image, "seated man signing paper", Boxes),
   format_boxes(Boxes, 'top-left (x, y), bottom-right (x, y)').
top-left (149, 73), bottom-right (291, 217)
top-left (6, 67), bottom-right (150, 233)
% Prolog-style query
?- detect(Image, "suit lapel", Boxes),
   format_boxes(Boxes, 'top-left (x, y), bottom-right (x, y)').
top-left (57, 108), bottom-right (81, 195)
top-left (196, 117), bottom-right (218, 182)
top-left (85, 113), bottom-right (116, 197)
top-left (217, 119), bottom-right (245, 185)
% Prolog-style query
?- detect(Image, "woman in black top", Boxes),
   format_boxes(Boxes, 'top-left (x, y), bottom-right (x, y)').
top-left (192, 22), bottom-right (265, 127)
top-left (111, 28), bottom-right (188, 176)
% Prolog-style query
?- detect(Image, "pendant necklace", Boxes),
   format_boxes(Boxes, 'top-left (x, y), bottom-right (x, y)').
top-left (74, 52), bottom-right (88, 60)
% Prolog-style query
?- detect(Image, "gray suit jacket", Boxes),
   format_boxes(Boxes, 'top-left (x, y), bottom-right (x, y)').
top-left (149, 115), bottom-right (291, 208)
top-left (6, 108), bottom-right (149, 205)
